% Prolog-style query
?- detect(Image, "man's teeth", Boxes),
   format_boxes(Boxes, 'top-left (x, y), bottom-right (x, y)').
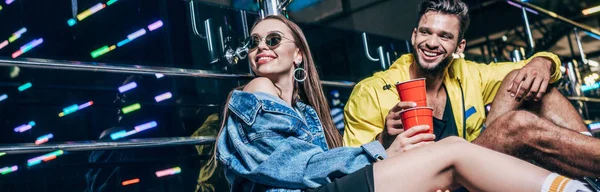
top-left (423, 50), bottom-right (439, 57)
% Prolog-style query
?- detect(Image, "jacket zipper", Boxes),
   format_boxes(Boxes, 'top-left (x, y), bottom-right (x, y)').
top-left (457, 79), bottom-right (467, 140)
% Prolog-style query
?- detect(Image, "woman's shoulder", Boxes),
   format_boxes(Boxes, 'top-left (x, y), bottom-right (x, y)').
top-left (243, 77), bottom-right (279, 96)
top-left (229, 78), bottom-right (286, 106)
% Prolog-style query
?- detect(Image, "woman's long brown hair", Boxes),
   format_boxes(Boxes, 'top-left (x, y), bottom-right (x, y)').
top-left (216, 15), bottom-right (343, 150)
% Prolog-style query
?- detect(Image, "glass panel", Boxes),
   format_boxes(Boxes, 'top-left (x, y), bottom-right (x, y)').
top-left (0, 0), bottom-right (412, 191)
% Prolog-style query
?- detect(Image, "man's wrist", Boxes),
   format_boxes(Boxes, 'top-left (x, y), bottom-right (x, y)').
top-left (533, 57), bottom-right (554, 71)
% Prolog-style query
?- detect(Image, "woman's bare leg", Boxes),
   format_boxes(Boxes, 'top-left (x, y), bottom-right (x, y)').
top-left (373, 137), bottom-right (550, 192)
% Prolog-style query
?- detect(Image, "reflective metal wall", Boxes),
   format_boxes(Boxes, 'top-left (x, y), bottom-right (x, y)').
top-left (0, 0), bottom-right (410, 191)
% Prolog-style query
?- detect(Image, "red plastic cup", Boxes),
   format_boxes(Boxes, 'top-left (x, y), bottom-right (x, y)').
top-left (399, 107), bottom-right (434, 134)
top-left (395, 78), bottom-right (427, 107)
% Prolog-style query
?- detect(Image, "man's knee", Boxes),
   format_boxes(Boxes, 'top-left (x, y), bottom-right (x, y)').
top-left (491, 110), bottom-right (539, 134)
top-left (503, 69), bottom-right (521, 82)
top-left (492, 69), bottom-right (521, 100)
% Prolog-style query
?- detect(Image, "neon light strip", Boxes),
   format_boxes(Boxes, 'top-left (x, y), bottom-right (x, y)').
top-left (0, 94), bottom-right (7, 102)
top-left (28, 160), bottom-right (41, 166)
top-left (43, 155), bottom-right (57, 161)
top-left (18, 82), bottom-right (32, 91)
top-left (37, 133), bottom-right (54, 140)
top-left (5, 0), bottom-right (14, 5)
top-left (134, 121), bottom-right (157, 132)
top-left (155, 73), bottom-right (164, 78)
top-left (8, 35), bottom-right (20, 43)
top-left (107, 0), bottom-right (118, 6)
top-left (14, 124), bottom-right (31, 132)
top-left (155, 167), bottom-right (181, 177)
top-left (582, 82), bottom-right (600, 92)
top-left (63, 104), bottom-right (79, 114)
top-left (90, 45), bottom-right (116, 57)
top-left (91, 45), bottom-right (110, 58)
top-left (0, 165), bottom-right (17, 175)
top-left (14, 28), bottom-right (27, 36)
top-left (11, 50), bottom-right (22, 58)
top-left (12, 38), bottom-right (43, 58)
top-left (586, 31), bottom-right (600, 41)
top-left (116, 39), bottom-right (130, 47)
top-left (77, 3), bottom-right (105, 21)
top-left (122, 103), bottom-right (141, 114)
top-left (0, 40), bottom-right (8, 50)
top-left (122, 178), bottom-right (140, 186)
top-left (110, 129), bottom-right (138, 140)
top-left (148, 20), bottom-right (163, 31)
top-left (92, 20), bottom-right (163, 58)
top-left (0, 152), bottom-right (5, 157)
top-left (118, 82), bottom-right (137, 93)
top-left (78, 101), bottom-right (93, 110)
top-left (14, 121), bottom-right (35, 133)
top-left (583, 5), bottom-right (600, 15)
top-left (125, 130), bottom-right (137, 136)
top-left (506, 1), bottom-right (539, 15)
top-left (27, 150), bottom-right (64, 166)
top-left (127, 29), bottom-right (146, 40)
top-left (35, 138), bottom-right (49, 145)
top-left (60, 101), bottom-right (93, 117)
top-left (154, 92), bottom-right (172, 102)
top-left (21, 38), bottom-right (43, 52)
top-left (110, 130), bottom-right (127, 140)
top-left (35, 133), bottom-right (54, 144)
top-left (68, 0), bottom-right (120, 26)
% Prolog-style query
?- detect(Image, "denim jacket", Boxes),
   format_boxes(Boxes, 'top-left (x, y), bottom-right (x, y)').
top-left (217, 90), bottom-right (387, 192)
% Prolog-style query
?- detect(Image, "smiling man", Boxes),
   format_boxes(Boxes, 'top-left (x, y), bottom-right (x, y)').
top-left (343, 0), bottom-right (600, 178)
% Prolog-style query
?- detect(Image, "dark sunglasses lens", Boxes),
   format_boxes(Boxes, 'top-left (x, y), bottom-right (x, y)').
top-left (265, 34), bottom-right (282, 47)
top-left (247, 36), bottom-right (260, 49)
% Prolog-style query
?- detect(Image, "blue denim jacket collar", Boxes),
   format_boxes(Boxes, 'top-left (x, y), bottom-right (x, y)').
top-left (229, 91), bottom-right (304, 125)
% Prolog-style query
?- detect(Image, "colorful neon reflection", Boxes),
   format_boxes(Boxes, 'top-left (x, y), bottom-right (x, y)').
top-left (27, 150), bottom-right (64, 167)
top-left (155, 167), bottom-right (181, 177)
top-left (12, 38), bottom-right (43, 58)
top-left (90, 20), bottom-right (163, 58)
top-left (59, 101), bottom-right (94, 117)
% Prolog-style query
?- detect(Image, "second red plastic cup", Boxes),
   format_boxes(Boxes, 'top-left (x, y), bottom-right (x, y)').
top-left (399, 107), bottom-right (434, 134)
top-left (395, 78), bottom-right (427, 107)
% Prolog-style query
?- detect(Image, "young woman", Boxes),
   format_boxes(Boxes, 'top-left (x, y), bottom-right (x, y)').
top-left (215, 15), bottom-right (591, 192)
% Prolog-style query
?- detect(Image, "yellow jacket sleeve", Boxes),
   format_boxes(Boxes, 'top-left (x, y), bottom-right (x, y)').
top-left (479, 52), bottom-right (562, 104)
top-left (343, 82), bottom-right (385, 147)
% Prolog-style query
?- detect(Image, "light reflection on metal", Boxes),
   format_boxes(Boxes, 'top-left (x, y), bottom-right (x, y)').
top-left (0, 58), bottom-right (356, 87)
top-left (0, 136), bottom-right (216, 155)
top-left (506, 0), bottom-right (600, 38)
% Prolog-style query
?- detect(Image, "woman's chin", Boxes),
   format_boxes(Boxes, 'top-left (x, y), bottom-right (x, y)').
top-left (255, 67), bottom-right (283, 76)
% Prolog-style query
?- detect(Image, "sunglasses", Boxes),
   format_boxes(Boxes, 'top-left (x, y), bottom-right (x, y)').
top-left (245, 32), bottom-right (295, 51)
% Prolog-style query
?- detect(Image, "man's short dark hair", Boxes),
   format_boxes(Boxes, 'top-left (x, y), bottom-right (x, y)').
top-left (417, 0), bottom-right (470, 40)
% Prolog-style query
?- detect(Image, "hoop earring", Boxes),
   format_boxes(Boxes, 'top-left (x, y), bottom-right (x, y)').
top-left (294, 67), bottom-right (307, 82)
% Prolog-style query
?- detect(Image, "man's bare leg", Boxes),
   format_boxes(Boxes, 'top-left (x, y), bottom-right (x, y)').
top-left (484, 70), bottom-right (587, 132)
top-left (473, 70), bottom-right (600, 177)
top-left (474, 110), bottom-right (600, 177)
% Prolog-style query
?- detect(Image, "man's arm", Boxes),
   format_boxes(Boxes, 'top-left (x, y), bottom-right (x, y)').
top-left (343, 83), bottom-right (385, 147)
top-left (507, 52), bottom-right (561, 101)
top-left (478, 52), bottom-right (561, 105)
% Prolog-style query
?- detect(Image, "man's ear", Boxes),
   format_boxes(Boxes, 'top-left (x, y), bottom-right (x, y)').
top-left (456, 39), bottom-right (466, 55)
top-left (411, 28), bottom-right (417, 47)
